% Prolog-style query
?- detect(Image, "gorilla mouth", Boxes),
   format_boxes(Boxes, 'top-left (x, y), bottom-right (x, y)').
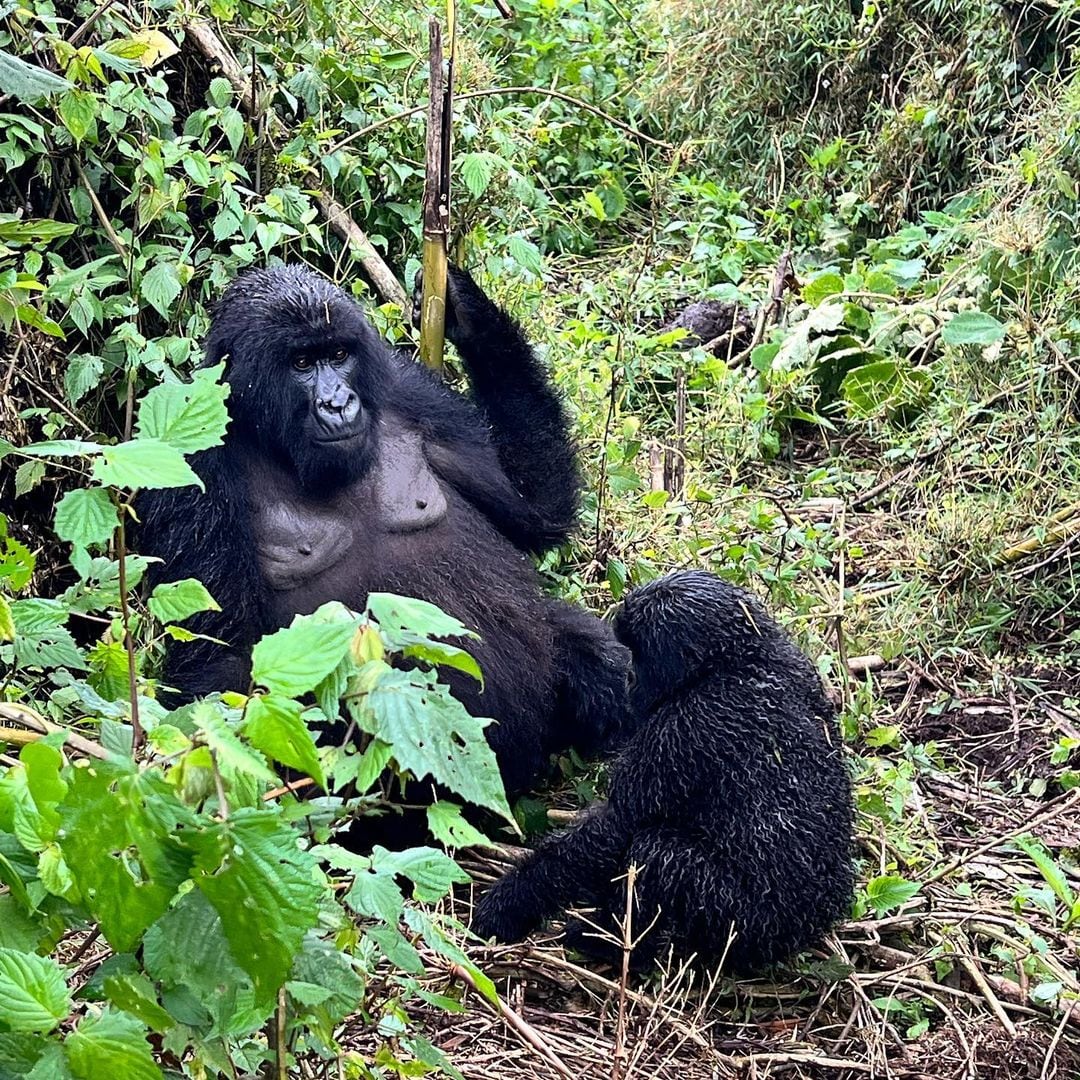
top-left (312, 428), bottom-right (363, 444)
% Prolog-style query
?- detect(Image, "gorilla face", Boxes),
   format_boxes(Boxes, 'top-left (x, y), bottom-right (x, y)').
top-left (204, 264), bottom-right (394, 491)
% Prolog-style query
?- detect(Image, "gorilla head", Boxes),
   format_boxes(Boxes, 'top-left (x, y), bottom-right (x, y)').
top-left (614, 570), bottom-right (781, 713)
top-left (204, 265), bottom-right (394, 491)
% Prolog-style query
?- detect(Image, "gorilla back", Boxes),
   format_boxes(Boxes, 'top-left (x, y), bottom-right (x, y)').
top-left (137, 264), bottom-right (628, 795)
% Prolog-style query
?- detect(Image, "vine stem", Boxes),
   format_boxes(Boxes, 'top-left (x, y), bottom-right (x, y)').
top-left (113, 496), bottom-right (142, 753)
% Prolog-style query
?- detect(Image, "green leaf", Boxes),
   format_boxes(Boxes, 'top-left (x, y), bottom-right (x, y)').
top-left (192, 701), bottom-right (278, 785)
top-left (0, 49), bottom-right (72, 102)
top-left (58, 90), bottom-right (97, 144)
top-left (58, 762), bottom-right (193, 951)
top-left (460, 152), bottom-right (494, 198)
top-left (354, 667), bottom-right (512, 822)
top-left (366, 593), bottom-right (477, 645)
top-left (427, 801), bottom-right (493, 849)
top-left (14, 460), bottom-right (45, 498)
top-left (507, 235), bottom-right (542, 276)
top-left (251, 610), bottom-right (358, 697)
top-left (0, 949), bottom-right (70, 1033)
top-left (865, 875), bottom-right (921, 916)
top-left (143, 889), bottom-right (269, 1030)
top-left (53, 488), bottom-right (118, 549)
top-left (92, 439), bottom-right (202, 491)
top-left (190, 809), bottom-right (323, 997)
top-left (19, 439), bottom-right (102, 458)
top-left (244, 695), bottom-right (326, 789)
top-left (803, 271), bottom-right (844, 306)
top-left (1015, 835), bottom-right (1075, 908)
top-left (0, 595), bottom-right (13, 642)
top-left (135, 368), bottom-right (230, 453)
top-left (65, 1008), bottom-right (161, 1080)
top-left (103, 973), bottom-right (174, 1034)
top-left (0, 219), bottom-right (77, 244)
top-left (139, 262), bottom-right (182, 319)
top-left (207, 76), bottom-right (233, 108)
top-left (147, 579), bottom-right (219, 624)
top-left (941, 311), bottom-right (1006, 347)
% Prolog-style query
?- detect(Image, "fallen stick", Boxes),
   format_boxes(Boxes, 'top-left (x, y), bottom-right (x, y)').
top-left (449, 963), bottom-right (574, 1079)
top-left (182, 21), bottom-right (407, 308)
top-left (846, 654), bottom-right (886, 676)
top-left (0, 702), bottom-right (109, 760)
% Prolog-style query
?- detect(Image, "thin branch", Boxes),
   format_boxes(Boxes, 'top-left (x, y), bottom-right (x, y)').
top-left (328, 84), bottom-right (673, 156)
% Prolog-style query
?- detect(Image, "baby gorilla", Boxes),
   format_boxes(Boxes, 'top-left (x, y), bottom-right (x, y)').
top-left (471, 570), bottom-right (854, 972)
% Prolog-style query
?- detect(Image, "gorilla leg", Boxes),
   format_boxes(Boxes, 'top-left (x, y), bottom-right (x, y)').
top-left (564, 829), bottom-right (743, 971)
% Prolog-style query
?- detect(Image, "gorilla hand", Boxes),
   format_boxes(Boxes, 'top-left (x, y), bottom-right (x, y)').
top-left (411, 264), bottom-right (494, 349)
top-left (471, 866), bottom-right (549, 943)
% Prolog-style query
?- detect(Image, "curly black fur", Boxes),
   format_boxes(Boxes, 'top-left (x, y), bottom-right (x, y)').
top-left (136, 264), bottom-right (630, 797)
top-left (471, 570), bottom-right (855, 972)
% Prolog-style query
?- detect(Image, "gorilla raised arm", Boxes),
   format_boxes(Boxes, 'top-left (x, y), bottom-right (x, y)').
top-left (136, 264), bottom-right (628, 796)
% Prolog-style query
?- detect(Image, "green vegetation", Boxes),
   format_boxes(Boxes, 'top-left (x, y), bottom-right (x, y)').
top-left (2, 0), bottom-right (1079, 1076)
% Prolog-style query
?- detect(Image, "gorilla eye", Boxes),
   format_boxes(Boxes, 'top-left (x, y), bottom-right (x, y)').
top-left (334, 347), bottom-right (348, 362)
top-left (293, 354), bottom-right (313, 371)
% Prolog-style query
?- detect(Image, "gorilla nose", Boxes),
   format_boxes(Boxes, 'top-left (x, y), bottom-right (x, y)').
top-left (315, 390), bottom-right (361, 429)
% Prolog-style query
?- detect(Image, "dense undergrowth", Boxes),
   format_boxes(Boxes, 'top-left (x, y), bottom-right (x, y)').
top-left (1, 0), bottom-right (1079, 1077)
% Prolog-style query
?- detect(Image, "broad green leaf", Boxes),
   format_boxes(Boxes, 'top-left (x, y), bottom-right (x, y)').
top-left (370, 845), bottom-right (469, 902)
top-left (135, 369), bottom-right (230, 453)
top-left (58, 90), bottom-right (97, 143)
top-left (18, 439), bottom-right (102, 458)
top-left (314, 845), bottom-right (405, 925)
top-left (803, 271), bottom-right (844, 306)
top-left (65, 1008), bottom-right (161, 1080)
top-left (0, 50), bottom-right (72, 102)
top-left (401, 641), bottom-right (483, 683)
top-left (103, 973), bottom-right (174, 1034)
top-left (366, 593), bottom-right (476, 644)
top-left (244, 694), bottom-right (326, 789)
top-left (14, 460), bottom-right (45, 497)
top-left (251, 610), bottom-right (358, 697)
top-left (353, 667), bottom-right (512, 822)
top-left (0, 949), bottom-right (70, 1033)
top-left (460, 152), bottom-right (494, 198)
top-left (143, 889), bottom-right (269, 1031)
top-left (58, 762), bottom-right (193, 951)
top-left (190, 809), bottom-right (323, 997)
top-left (0, 894), bottom-right (46, 951)
top-left (53, 488), bottom-right (118, 549)
top-left (92, 438), bottom-right (202, 491)
top-left (941, 310), bottom-right (1006, 347)
top-left (139, 262), bottom-right (182, 319)
top-left (507, 234), bottom-right (542, 276)
top-left (147, 579), bottom-right (219, 624)
top-left (427, 801), bottom-right (494, 849)
top-left (0, 220), bottom-right (77, 244)
top-left (865, 875), bottom-right (921, 916)
top-left (192, 701), bottom-right (278, 785)
top-left (288, 935), bottom-right (365, 1027)
top-left (207, 76), bottom-right (233, 108)
top-left (65, 354), bottom-right (104, 404)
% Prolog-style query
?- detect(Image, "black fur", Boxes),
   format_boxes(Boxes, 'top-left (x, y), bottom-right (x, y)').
top-left (136, 264), bottom-right (630, 797)
top-left (471, 571), bottom-right (855, 972)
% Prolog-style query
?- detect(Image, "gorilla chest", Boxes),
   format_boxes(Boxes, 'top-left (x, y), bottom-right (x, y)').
top-left (250, 426), bottom-right (449, 593)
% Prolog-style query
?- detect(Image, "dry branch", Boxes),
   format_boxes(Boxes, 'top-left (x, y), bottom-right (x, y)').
top-left (0, 702), bottom-right (109, 760)
top-left (182, 20), bottom-right (407, 307)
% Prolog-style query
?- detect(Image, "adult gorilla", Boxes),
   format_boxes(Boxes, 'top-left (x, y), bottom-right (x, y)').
top-left (137, 264), bottom-right (629, 796)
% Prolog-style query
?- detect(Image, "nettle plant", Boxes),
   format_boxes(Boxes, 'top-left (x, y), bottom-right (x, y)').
top-left (0, 369), bottom-right (506, 1079)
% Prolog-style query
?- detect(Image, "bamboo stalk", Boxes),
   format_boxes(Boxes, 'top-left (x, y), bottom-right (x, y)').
top-left (419, 12), bottom-right (453, 370)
